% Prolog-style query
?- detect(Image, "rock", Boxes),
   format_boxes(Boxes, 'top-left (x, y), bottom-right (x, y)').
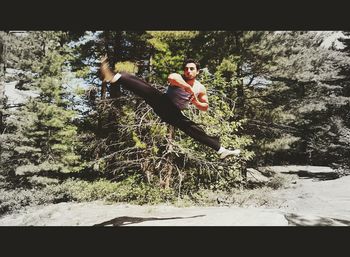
top-left (246, 168), bottom-right (270, 183)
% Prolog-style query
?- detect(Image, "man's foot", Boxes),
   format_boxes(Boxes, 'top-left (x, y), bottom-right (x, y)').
top-left (100, 55), bottom-right (116, 83)
top-left (219, 148), bottom-right (241, 159)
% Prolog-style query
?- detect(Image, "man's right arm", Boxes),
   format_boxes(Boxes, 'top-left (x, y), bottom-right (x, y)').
top-left (167, 73), bottom-right (195, 95)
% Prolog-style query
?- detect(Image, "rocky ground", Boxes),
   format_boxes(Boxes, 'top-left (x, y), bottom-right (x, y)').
top-left (0, 165), bottom-right (349, 226)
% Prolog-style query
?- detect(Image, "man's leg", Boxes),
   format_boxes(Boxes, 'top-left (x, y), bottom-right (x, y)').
top-left (100, 57), bottom-right (162, 102)
top-left (164, 108), bottom-right (240, 159)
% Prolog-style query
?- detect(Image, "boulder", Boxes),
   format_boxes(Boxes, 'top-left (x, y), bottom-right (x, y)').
top-left (246, 168), bottom-right (270, 183)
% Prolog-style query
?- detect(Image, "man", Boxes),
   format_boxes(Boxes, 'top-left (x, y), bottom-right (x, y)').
top-left (100, 56), bottom-right (240, 159)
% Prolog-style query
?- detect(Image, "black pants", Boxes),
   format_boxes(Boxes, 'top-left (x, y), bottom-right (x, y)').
top-left (115, 73), bottom-right (221, 151)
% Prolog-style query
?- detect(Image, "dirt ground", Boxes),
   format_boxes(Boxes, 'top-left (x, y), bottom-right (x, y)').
top-left (1, 168), bottom-right (350, 226)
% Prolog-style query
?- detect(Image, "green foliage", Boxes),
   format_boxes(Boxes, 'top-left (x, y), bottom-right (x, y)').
top-left (3, 30), bottom-right (350, 213)
top-left (0, 175), bottom-right (178, 216)
top-left (146, 31), bottom-right (199, 83)
top-left (132, 131), bottom-right (147, 149)
top-left (0, 31), bottom-right (85, 177)
top-left (54, 176), bottom-right (176, 204)
top-left (71, 31), bottom-right (252, 194)
top-left (114, 61), bottom-right (139, 74)
top-left (0, 189), bottom-right (35, 215)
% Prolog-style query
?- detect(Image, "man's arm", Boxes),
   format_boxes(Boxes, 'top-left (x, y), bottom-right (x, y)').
top-left (190, 91), bottom-right (209, 112)
top-left (167, 73), bottom-right (195, 96)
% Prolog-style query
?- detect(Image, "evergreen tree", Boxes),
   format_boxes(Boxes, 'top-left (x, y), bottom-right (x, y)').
top-left (0, 31), bottom-right (7, 135)
top-left (330, 31), bottom-right (350, 169)
top-left (242, 31), bottom-right (350, 166)
top-left (189, 31), bottom-right (350, 167)
top-left (0, 31), bottom-right (84, 178)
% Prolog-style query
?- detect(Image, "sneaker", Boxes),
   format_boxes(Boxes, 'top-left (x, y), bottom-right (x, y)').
top-left (100, 55), bottom-right (116, 83)
top-left (219, 148), bottom-right (241, 159)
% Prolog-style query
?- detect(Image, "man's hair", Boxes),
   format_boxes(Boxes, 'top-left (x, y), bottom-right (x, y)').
top-left (183, 58), bottom-right (200, 70)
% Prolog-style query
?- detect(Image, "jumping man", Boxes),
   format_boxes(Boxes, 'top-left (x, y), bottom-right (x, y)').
top-left (100, 56), bottom-right (240, 159)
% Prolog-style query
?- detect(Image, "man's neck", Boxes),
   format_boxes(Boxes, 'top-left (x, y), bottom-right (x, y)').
top-left (185, 78), bottom-right (196, 86)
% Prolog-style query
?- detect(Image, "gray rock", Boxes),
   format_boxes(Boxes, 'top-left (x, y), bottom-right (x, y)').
top-left (246, 168), bottom-right (270, 183)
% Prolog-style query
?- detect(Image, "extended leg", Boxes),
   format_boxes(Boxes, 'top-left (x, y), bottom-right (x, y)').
top-left (100, 57), bottom-right (162, 102)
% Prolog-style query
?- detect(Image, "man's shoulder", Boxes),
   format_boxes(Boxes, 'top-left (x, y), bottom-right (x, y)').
top-left (195, 80), bottom-right (206, 91)
top-left (195, 79), bottom-right (205, 86)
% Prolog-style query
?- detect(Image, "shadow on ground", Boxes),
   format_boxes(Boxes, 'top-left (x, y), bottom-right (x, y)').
top-left (93, 215), bottom-right (205, 226)
top-left (284, 213), bottom-right (350, 226)
top-left (281, 170), bottom-right (339, 181)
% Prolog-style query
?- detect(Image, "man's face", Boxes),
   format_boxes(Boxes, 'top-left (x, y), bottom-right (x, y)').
top-left (183, 63), bottom-right (199, 80)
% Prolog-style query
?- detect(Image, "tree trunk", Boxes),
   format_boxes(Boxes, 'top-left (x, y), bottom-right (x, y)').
top-left (111, 31), bottom-right (122, 100)
top-left (96, 81), bottom-right (107, 137)
top-left (234, 32), bottom-right (245, 116)
top-left (163, 125), bottom-right (175, 189)
top-left (101, 81), bottom-right (107, 99)
top-left (0, 34), bottom-right (6, 133)
top-left (236, 77), bottom-right (244, 110)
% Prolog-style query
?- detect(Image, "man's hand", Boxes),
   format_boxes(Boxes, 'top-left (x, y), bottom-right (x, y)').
top-left (189, 93), bottom-right (209, 112)
top-left (184, 86), bottom-right (195, 97)
top-left (168, 73), bottom-right (195, 95)
top-left (189, 94), bottom-right (198, 103)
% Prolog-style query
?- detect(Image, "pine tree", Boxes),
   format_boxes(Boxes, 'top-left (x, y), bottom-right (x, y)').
top-left (0, 31), bottom-right (84, 178)
top-left (188, 31), bottom-right (350, 167)
top-left (0, 31), bottom-right (7, 135)
top-left (245, 31), bottom-right (350, 166)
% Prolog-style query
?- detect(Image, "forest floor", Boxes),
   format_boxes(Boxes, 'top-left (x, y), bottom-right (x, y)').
top-left (1, 165), bottom-right (350, 226)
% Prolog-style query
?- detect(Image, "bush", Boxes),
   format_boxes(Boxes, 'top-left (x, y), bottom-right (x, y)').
top-left (0, 189), bottom-right (38, 216)
top-left (56, 176), bottom-right (177, 204)
top-left (0, 175), bottom-right (178, 217)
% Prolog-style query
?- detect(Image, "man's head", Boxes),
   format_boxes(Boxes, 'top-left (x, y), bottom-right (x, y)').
top-left (182, 59), bottom-right (200, 80)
